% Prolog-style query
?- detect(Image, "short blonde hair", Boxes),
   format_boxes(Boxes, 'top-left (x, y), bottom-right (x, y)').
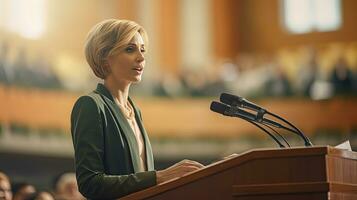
top-left (84, 19), bottom-right (148, 79)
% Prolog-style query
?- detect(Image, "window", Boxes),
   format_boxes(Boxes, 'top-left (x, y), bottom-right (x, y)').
top-left (1, 0), bottom-right (46, 39)
top-left (282, 0), bottom-right (342, 34)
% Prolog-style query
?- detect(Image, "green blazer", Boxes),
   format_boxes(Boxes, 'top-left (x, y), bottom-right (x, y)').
top-left (71, 83), bottom-right (156, 199)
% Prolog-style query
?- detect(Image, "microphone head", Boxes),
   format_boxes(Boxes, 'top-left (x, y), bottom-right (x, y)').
top-left (210, 101), bottom-right (230, 115)
top-left (220, 93), bottom-right (243, 106)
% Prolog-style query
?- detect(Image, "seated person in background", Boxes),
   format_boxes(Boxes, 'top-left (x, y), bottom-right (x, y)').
top-left (24, 191), bottom-right (54, 200)
top-left (54, 172), bottom-right (84, 200)
top-left (329, 57), bottom-right (355, 95)
top-left (12, 182), bottom-right (36, 200)
top-left (0, 171), bottom-right (12, 200)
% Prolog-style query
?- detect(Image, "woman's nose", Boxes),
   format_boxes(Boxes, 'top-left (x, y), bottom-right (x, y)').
top-left (136, 52), bottom-right (145, 62)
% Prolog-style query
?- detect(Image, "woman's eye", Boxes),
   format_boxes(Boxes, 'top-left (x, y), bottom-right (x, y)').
top-left (125, 46), bottom-right (135, 53)
top-left (140, 48), bottom-right (146, 53)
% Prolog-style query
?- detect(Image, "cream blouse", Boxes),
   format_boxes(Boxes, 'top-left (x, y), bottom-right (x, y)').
top-left (117, 100), bottom-right (147, 172)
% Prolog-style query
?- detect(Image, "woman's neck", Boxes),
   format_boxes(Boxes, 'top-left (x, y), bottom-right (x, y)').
top-left (104, 79), bottom-right (131, 106)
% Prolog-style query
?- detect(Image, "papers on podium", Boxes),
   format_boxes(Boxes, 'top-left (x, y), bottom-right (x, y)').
top-left (335, 140), bottom-right (352, 151)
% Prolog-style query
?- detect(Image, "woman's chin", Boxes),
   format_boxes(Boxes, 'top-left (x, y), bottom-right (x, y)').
top-left (131, 76), bottom-right (142, 83)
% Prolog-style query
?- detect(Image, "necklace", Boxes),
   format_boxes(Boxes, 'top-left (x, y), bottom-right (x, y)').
top-left (116, 100), bottom-right (134, 119)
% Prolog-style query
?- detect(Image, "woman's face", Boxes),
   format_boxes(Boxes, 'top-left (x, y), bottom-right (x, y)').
top-left (105, 32), bottom-right (146, 84)
top-left (0, 180), bottom-right (12, 200)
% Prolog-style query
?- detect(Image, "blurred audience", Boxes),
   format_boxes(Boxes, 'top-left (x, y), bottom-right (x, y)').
top-left (12, 182), bottom-right (36, 200)
top-left (0, 42), bottom-right (12, 85)
top-left (147, 45), bottom-right (357, 99)
top-left (24, 191), bottom-right (54, 200)
top-left (0, 170), bottom-right (84, 200)
top-left (0, 41), bottom-right (62, 90)
top-left (1, 39), bottom-right (356, 99)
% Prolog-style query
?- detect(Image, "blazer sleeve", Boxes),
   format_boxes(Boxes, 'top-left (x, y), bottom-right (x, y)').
top-left (71, 96), bottom-right (157, 199)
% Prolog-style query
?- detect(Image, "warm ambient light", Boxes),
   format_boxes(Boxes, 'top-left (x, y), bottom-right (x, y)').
top-left (6, 0), bottom-right (46, 39)
top-left (282, 0), bottom-right (342, 34)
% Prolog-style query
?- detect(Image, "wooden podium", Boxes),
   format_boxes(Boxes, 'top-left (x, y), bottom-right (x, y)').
top-left (120, 146), bottom-right (357, 200)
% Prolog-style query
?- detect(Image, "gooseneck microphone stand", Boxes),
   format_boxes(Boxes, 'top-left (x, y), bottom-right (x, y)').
top-left (210, 101), bottom-right (289, 148)
top-left (212, 93), bottom-right (313, 147)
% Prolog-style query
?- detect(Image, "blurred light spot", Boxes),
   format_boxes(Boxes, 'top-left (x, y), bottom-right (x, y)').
top-left (310, 81), bottom-right (334, 100)
top-left (283, 0), bottom-right (341, 34)
top-left (6, 0), bottom-right (46, 39)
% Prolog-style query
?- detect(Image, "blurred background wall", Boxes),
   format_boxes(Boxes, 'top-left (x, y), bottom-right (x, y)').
top-left (0, 0), bottom-right (357, 189)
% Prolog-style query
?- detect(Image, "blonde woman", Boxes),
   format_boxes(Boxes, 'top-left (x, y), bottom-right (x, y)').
top-left (71, 19), bottom-right (204, 199)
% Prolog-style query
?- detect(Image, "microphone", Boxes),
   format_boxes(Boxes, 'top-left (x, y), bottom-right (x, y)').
top-left (210, 101), bottom-right (286, 148)
top-left (210, 101), bottom-right (251, 119)
top-left (219, 93), bottom-right (313, 147)
top-left (220, 93), bottom-right (267, 121)
top-left (210, 101), bottom-right (282, 128)
top-left (220, 93), bottom-right (264, 112)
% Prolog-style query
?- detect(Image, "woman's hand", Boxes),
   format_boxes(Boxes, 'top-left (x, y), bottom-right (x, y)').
top-left (156, 159), bottom-right (205, 184)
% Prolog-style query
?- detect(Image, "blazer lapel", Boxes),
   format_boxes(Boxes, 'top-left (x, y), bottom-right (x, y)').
top-left (94, 84), bottom-right (141, 173)
top-left (129, 97), bottom-right (155, 171)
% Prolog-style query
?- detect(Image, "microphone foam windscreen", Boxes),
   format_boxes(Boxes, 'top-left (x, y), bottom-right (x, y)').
top-left (220, 93), bottom-right (239, 106)
top-left (210, 101), bottom-right (229, 114)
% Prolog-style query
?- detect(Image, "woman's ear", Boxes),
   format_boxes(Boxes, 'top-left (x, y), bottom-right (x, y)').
top-left (102, 59), bottom-right (112, 75)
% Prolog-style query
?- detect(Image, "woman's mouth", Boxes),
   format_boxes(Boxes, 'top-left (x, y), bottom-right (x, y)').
top-left (132, 67), bottom-right (144, 73)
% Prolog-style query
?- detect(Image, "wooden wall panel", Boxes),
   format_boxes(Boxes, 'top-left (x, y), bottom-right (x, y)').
top-left (212, 0), bottom-right (239, 60)
top-left (1, 85), bottom-right (357, 138)
top-left (235, 0), bottom-right (357, 54)
top-left (155, 0), bottom-right (180, 73)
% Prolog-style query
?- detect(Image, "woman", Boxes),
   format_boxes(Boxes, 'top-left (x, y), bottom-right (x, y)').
top-left (71, 19), bottom-right (204, 199)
